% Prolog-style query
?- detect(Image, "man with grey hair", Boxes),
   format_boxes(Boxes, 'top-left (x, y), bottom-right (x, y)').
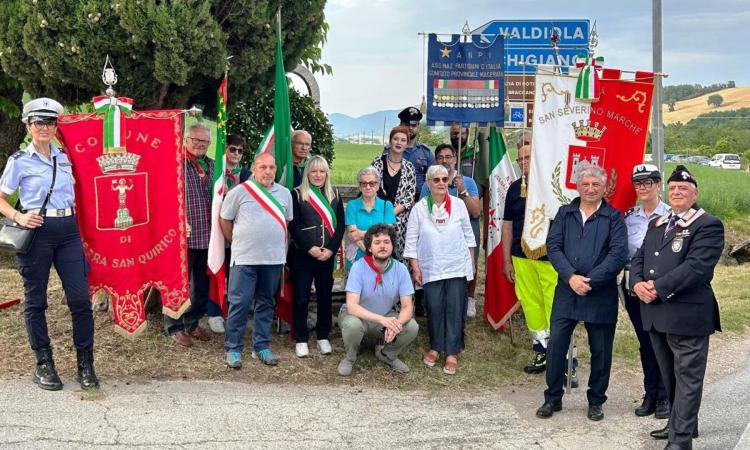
top-left (165, 122), bottom-right (214, 347)
top-left (536, 163), bottom-right (628, 422)
top-left (291, 130), bottom-right (312, 188)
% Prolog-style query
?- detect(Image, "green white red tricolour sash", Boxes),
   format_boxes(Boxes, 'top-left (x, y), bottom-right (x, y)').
top-left (92, 95), bottom-right (133, 150)
top-left (241, 180), bottom-right (287, 236)
top-left (307, 186), bottom-right (336, 236)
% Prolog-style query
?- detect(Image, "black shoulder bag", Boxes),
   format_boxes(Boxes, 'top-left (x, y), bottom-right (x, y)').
top-left (0, 156), bottom-right (57, 254)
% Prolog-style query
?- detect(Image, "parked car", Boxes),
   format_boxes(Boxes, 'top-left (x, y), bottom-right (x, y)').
top-left (671, 154), bottom-right (689, 163)
top-left (644, 153), bottom-right (653, 162)
top-left (709, 153), bottom-right (741, 170)
top-left (664, 153), bottom-right (675, 162)
top-left (687, 156), bottom-right (710, 166)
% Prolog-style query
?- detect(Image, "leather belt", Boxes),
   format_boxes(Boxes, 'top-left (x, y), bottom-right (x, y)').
top-left (28, 207), bottom-right (75, 217)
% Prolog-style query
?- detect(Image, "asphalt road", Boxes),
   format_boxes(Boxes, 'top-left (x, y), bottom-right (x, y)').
top-left (0, 352), bottom-right (747, 449)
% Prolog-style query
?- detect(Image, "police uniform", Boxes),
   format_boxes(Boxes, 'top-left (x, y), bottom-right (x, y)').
top-left (630, 166), bottom-right (723, 449)
top-left (0, 97), bottom-right (97, 391)
top-left (623, 164), bottom-right (670, 416)
top-left (384, 107), bottom-right (435, 198)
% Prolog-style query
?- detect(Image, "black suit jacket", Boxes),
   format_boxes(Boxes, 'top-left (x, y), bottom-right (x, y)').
top-left (629, 207), bottom-right (723, 336)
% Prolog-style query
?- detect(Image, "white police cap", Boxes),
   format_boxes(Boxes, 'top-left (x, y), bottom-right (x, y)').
top-left (22, 97), bottom-right (64, 123)
top-left (631, 163), bottom-right (661, 181)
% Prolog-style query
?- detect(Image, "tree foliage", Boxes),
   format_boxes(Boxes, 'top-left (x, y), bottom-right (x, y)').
top-left (707, 94), bottom-right (724, 108)
top-left (0, 0), bottom-right (327, 112)
top-left (662, 81), bottom-right (735, 105)
top-left (229, 89), bottom-right (334, 166)
top-left (664, 108), bottom-right (750, 157)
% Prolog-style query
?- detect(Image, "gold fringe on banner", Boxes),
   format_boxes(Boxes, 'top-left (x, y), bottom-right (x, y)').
top-left (521, 239), bottom-right (548, 260)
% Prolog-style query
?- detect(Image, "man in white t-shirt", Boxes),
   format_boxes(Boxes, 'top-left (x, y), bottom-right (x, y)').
top-left (220, 153), bottom-right (293, 369)
top-left (338, 224), bottom-right (419, 376)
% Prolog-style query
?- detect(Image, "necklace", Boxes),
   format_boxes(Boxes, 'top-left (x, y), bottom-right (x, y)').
top-left (386, 156), bottom-right (402, 173)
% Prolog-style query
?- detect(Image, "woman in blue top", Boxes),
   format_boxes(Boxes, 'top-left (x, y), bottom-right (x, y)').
top-left (345, 166), bottom-right (396, 270)
top-left (0, 97), bottom-right (98, 391)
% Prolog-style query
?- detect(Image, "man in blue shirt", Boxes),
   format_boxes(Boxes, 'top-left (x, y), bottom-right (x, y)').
top-left (384, 107), bottom-right (435, 198)
top-left (420, 143), bottom-right (481, 317)
top-left (337, 224), bottom-right (418, 376)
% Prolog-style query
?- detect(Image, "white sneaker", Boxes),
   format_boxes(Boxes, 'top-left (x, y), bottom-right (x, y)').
top-left (467, 297), bottom-right (477, 318)
top-left (208, 316), bottom-right (225, 333)
top-left (295, 343), bottom-right (309, 358)
top-left (317, 339), bottom-right (332, 355)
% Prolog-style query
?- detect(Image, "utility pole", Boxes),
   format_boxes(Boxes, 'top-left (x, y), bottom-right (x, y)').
top-left (652, 0), bottom-right (664, 175)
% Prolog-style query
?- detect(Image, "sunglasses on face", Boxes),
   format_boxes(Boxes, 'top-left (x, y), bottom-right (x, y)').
top-left (432, 177), bottom-right (449, 184)
top-left (227, 146), bottom-right (244, 154)
top-left (188, 136), bottom-right (210, 146)
top-left (359, 181), bottom-right (378, 188)
top-left (634, 180), bottom-right (656, 189)
top-left (31, 120), bottom-right (57, 130)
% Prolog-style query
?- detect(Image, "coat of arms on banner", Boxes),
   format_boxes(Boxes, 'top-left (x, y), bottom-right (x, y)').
top-left (94, 149), bottom-right (150, 230)
top-left (564, 120), bottom-right (607, 189)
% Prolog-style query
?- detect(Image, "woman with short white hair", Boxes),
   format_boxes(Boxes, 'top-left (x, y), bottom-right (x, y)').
top-left (404, 164), bottom-right (476, 375)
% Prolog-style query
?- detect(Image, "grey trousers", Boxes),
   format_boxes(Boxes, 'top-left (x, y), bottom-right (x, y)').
top-left (650, 331), bottom-right (710, 446)
top-left (423, 277), bottom-right (468, 356)
top-left (338, 310), bottom-right (418, 362)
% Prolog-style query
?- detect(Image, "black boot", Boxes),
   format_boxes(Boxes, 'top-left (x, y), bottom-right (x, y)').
top-left (635, 395), bottom-right (657, 416)
top-left (76, 348), bottom-right (100, 390)
top-left (33, 347), bottom-right (63, 391)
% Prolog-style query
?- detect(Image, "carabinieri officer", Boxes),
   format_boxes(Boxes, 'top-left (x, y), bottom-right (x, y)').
top-left (0, 97), bottom-right (99, 391)
top-left (630, 165), bottom-right (723, 450)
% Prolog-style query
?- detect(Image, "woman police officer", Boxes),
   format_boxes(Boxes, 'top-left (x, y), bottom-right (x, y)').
top-left (0, 97), bottom-right (99, 391)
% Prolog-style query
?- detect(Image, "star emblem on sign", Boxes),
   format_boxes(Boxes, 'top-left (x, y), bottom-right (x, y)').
top-left (440, 46), bottom-right (451, 58)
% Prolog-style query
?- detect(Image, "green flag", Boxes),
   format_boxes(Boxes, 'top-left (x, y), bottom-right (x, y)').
top-left (273, 12), bottom-right (293, 189)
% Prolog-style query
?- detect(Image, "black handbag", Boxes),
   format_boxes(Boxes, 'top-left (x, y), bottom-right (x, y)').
top-left (0, 156), bottom-right (57, 254)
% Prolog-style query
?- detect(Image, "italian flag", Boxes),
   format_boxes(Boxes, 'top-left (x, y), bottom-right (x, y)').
top-left (207, 76), bottom-right (228, 317)
top-left (484, 127), bottom-right (519, 331)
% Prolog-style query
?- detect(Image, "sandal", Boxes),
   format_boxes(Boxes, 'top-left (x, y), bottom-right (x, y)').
top-left (422, 350), bottom-right (440, 367)
top-left (443, 356), bottom-right (458, 375)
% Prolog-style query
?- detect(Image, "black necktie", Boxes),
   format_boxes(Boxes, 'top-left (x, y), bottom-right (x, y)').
top-left (664, 216), bottom-right (676, 237)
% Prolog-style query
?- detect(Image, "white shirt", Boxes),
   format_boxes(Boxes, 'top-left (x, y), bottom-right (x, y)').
top-left (403, 196), bottom-right (476, 284)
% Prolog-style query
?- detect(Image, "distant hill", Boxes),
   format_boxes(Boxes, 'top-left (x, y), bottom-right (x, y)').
top-left (663, 87), bottom-right (750, 125)
top-left (328, 109), bottom-right (401, 137)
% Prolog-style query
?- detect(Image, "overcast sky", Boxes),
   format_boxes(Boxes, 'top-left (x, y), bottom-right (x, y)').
top-left (311, 0), bottom-right (749, 117)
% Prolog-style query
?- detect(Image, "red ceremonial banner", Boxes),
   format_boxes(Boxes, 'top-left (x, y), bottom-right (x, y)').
top-left (57, 110), bottom-right (189, 337)
top-left (589, 70), bottom-right (655, 212)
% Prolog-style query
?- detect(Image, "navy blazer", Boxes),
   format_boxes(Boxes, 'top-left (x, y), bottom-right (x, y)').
top-left (547, 198), bottom-right (628, 324)
top-left (629, 207), bottom-right (723, 336)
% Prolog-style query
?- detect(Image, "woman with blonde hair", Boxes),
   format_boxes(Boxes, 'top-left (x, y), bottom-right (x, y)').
top-left (288, 155), bottom-right (345, 357)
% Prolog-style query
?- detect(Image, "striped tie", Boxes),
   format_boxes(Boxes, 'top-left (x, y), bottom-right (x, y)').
top-left (664, 216), bottom-right (676, 237)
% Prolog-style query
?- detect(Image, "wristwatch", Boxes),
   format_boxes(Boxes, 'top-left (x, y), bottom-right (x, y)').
top-left (459, 190), bottom-right (469, 198)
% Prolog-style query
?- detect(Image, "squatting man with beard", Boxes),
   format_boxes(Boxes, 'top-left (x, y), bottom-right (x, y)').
top-left (337, 224), bottom-right (419, 376)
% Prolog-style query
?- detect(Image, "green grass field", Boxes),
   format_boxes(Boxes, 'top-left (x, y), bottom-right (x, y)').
top-left (331, 143), bottom-right (383, 184)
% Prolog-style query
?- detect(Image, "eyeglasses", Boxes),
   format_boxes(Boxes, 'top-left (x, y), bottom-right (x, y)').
top-left (634, 179), bottom-right (656, 189)
top-left (431, 177), bottom-right (449, 184)
top-left (292, 141), bottom-right (311, 148)
top-left (359, 181), bottom-right (378, 188)
top-left (31, 120), bottom-right (57, 130)
top-left (188, 136), bottom-right (210, 146)
top-left (436, 154), bottom-right (455, 161)
top-left (227, 146), bottom-right (244, 154)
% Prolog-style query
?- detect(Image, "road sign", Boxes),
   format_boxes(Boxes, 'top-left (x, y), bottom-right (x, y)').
top-left (473, 20), bottom-right (590, 46)
top-left (472, 19), bottom-right (590, 128)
